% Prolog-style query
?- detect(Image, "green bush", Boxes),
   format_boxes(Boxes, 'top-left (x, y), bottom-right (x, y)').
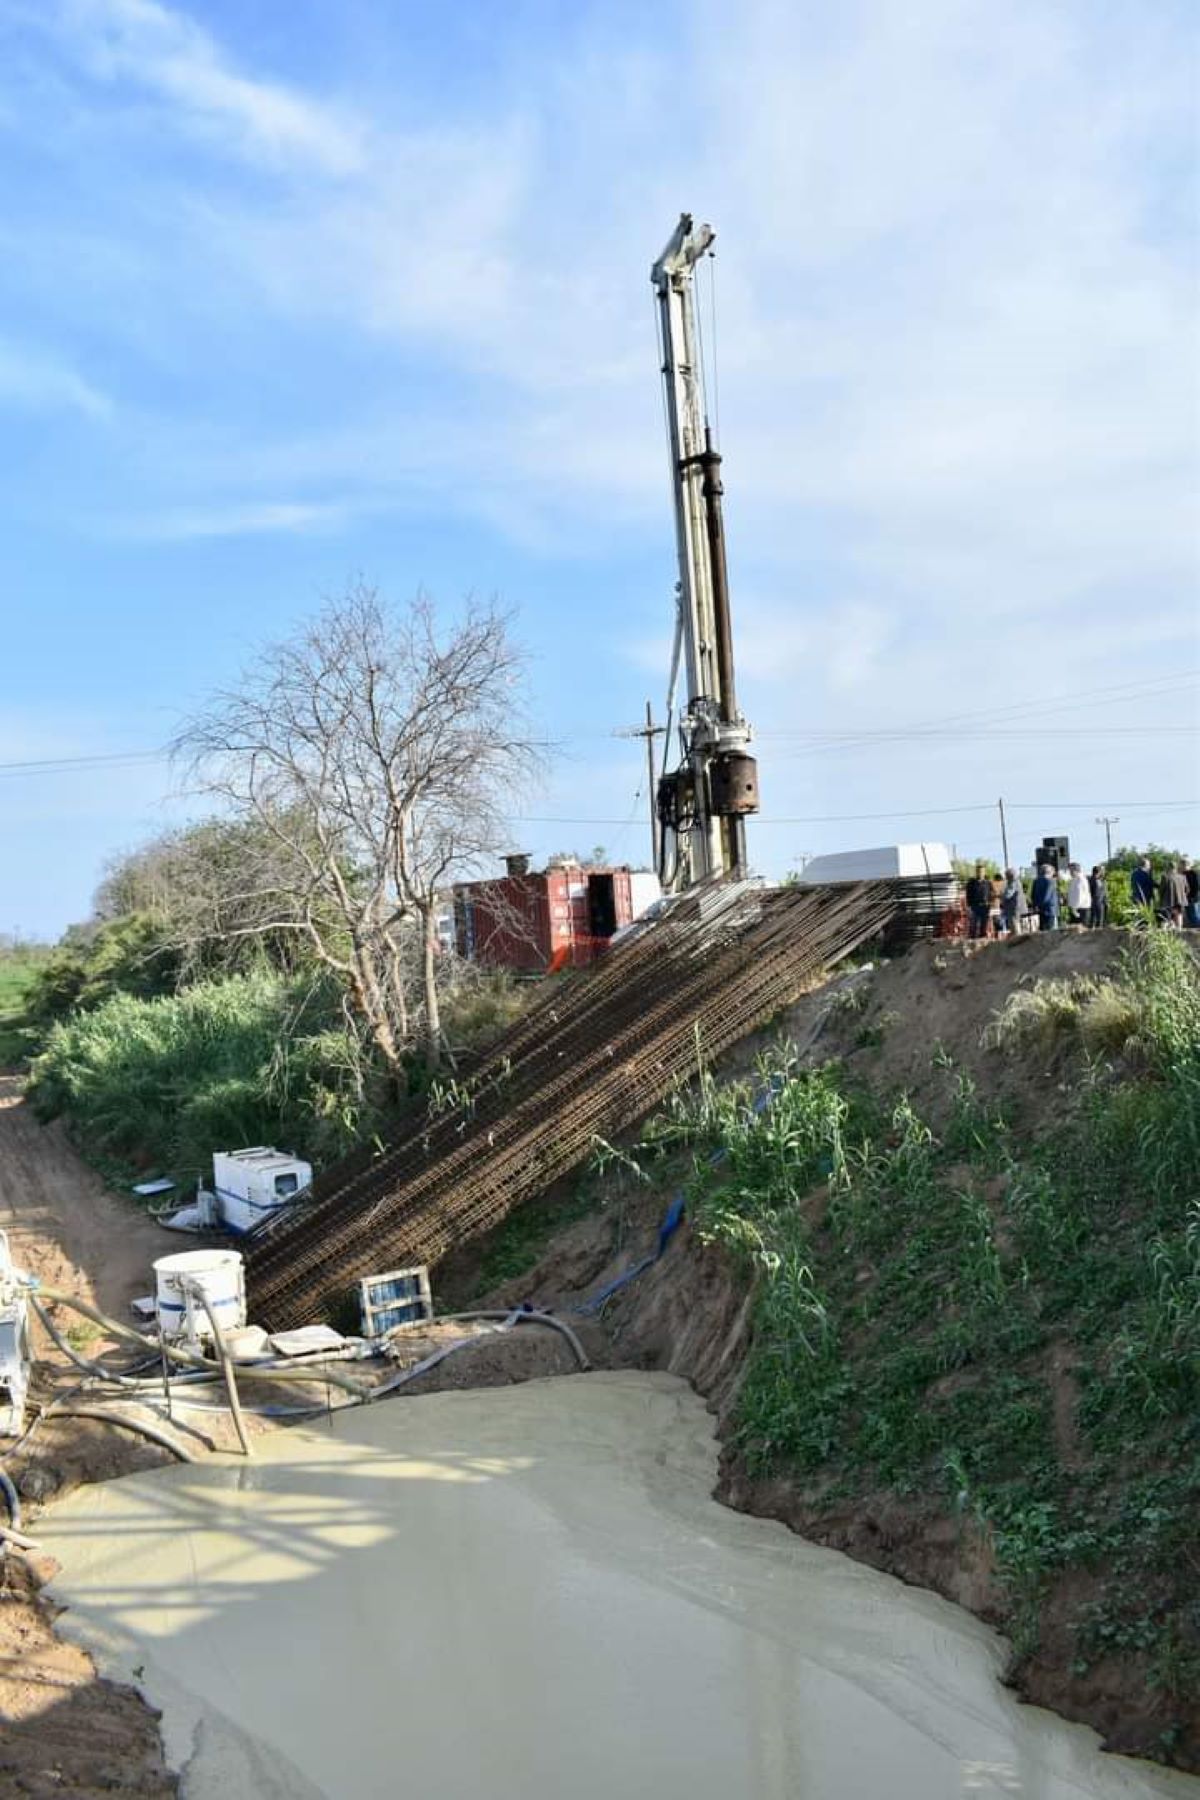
top-left (24, 913), bottom-right (181, 1031)
top-left (29, 971), bottom-right (383, 1186)
top-left (0, 946), bottom-right (50, 1066)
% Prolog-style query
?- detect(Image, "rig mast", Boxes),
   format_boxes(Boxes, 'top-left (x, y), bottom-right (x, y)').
top-left (651, 214), bottom-right (758, 890)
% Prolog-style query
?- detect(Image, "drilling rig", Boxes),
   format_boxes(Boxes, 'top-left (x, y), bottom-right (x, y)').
top-left (652, 213), bottom-right (759, 892)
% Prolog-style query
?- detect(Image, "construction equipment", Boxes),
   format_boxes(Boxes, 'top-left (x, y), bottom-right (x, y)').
top-left (0, 1232), bottom-right (32, 1436)
top-left (245, 878), bottom-right (899, 1328)
top-left (796, 844), bottom-right (959, 940)
top-left (652, 214), bottom-right (759, 892)
top-left (160, 1147), bottom-right (312, 1236)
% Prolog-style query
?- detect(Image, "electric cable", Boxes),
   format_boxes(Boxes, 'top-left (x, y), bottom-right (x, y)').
top-left (508, 799), bottom-right (1196, 828)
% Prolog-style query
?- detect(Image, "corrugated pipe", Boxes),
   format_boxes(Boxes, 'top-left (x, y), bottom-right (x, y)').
top-left (31, 1285), bottom-right (372, 1399)
top-left (29, 1293), bottom-right (140, 1388)
top-left (181, 1280), bottom-right (252, 1459)
top-left (384, 1309), bottom-right (591, 1372)
top-left (51, 1405), bottom-right (198, 1464)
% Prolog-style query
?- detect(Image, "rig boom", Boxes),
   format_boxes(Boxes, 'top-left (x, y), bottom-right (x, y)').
top-left (651, 214), bottom-right (758, 890)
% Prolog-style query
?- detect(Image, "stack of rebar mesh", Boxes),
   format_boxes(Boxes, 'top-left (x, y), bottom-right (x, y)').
top-left (246, 879), bottom-right (899, 1328)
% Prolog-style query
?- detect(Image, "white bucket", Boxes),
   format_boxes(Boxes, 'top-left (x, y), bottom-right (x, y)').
top-left (153, 1249), bottom-right (246, 1344)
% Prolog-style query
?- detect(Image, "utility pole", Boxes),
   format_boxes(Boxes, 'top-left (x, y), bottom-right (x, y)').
top-left (998, 797), bottom-right (1010, 871)
top-left (615, 703), bottom-right (665, 872)
top-left (1095, 815), bottom-right (1119, 861)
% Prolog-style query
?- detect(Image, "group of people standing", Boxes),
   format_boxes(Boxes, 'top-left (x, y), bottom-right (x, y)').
top-left (963, 857), bottom-right (1200, 939)
top-left (1129, 857), bottom-right (1200, 929)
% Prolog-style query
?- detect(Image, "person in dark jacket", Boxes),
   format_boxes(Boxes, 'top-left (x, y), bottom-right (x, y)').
top-left (1031, 864), bottom-right (1060, 932)
top-left (1089, 865), bottom-right (1108, 929)
top-left (1131, 858), bottom-right (1155, 911)
top-left (1183, 858), bottom-right (1200, 929)
top-left (965, 864), bottom-right (992, 939)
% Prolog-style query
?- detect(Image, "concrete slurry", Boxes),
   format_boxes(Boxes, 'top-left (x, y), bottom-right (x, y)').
top-left (40, 1372), bottom-right (1198, 1799)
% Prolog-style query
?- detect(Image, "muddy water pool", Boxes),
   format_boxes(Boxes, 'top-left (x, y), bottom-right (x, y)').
top-left (41, 1372), bottom-right (1198, 1799)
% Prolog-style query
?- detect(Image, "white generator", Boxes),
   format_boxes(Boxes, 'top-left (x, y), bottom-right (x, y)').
top-left (209, 1147), bottom-right (313, 1236)
top-left (0, 1232), bottom-right (31, 1437)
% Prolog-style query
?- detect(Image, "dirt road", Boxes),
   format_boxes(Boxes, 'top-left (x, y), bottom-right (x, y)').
top-left (0, 1076), bottom-right (179, 1798)
top-left (0, 1074), bottom-right (167, 1326)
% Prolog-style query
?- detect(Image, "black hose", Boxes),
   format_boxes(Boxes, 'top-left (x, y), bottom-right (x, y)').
top-left (181, 1280), bottom-right (253, 1458)
top-left (52, 1405), bottom-right (198, 1464)
top-left (0, 1467), bottom-right (21, 1532)
top-left (385, 1308), bottom-right (590, 1371)
top-left (29, 1294), bottom-right (139, 1387)
top-left (32, 1285), bottom-right (371, 1397)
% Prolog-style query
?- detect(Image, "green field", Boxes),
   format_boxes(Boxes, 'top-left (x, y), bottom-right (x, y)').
top-left (0, 950), bottom-right (48, 1067)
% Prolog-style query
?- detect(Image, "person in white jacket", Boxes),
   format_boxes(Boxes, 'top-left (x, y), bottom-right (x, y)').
top-left (1066, 863), bottom-right (1091, 926)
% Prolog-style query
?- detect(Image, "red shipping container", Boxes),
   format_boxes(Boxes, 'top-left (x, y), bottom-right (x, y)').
top-left (454, 865), bottom-right (642, 972)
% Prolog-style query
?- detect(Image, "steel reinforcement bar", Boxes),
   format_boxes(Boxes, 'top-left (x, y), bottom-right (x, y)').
top-left (247, 880), bottom-right (898, 1327)
top-left (246, 882), bottom-right (770, 1280)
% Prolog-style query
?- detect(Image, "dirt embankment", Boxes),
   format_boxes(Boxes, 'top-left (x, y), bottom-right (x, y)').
top-left (453, 930), bottom-right (1198, 1771)
top-left (0, 1076), bottom-right (182, 1798)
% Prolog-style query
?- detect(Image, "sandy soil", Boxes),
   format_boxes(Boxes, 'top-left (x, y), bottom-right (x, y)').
top-left (0, 1078), bottom-right (183, 1798)
top-left (0, 1075), bottom-right (167, 1327)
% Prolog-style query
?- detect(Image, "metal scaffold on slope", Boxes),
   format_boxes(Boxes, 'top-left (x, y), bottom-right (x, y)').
top-left (246, 879), bottom-right (899, 1329)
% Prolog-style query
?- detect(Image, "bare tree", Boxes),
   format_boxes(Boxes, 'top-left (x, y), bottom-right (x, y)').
top-left (173, 585), bottom-right (538, 1070)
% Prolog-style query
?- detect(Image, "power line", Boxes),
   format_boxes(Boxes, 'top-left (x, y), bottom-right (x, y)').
top-left (0, 749), bottom-right (166, 776)
top-left (1004, 800), bottom-right (1198, 810)
top-left (757, 670), bottom-right (1199, 760)
top-left (765, 727), bottom-right (1197, 745)
top-left (510, 799), bottom-right (1197, 828)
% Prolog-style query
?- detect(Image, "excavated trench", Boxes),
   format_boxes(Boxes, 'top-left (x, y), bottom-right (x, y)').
top-left (12, 929), bottom-right (1200, 1794)
top-left (36, 1374), bottom-right (1199, 1800)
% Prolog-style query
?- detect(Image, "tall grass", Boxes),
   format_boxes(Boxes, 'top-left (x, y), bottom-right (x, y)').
top-left (29, 971), bottom-right (382, 1186)
top-left (0, 946), bottom-right (51, 1066)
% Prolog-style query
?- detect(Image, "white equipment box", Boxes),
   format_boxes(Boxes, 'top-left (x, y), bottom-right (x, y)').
top-left (211, 1147), bottom-right (313, 1236)
top-left (0, 1231), bottom-right (31, 1436)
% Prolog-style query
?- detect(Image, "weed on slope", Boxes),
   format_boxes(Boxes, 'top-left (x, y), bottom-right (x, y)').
top-left (636, 931), bottom-right (1200, 1756)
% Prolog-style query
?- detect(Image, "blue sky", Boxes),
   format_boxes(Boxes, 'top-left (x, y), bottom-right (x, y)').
top-left (1, 0), bottom-right (1196, 935)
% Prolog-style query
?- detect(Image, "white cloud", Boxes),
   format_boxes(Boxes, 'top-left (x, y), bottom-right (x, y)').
top-left (2, 0), bottom-right (1195, 874)
top-left (52, 0), bottom-right (366, 173)
top-left (0, 339), bottom-right (110, 416)
top-left (97, 0), bottom-right (1190, 637)
top-left (113, 499), bottom-right (354, 541)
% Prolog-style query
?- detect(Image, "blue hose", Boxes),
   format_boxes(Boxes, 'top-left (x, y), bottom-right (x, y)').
top-left (573, 1074), bottom-right (786, 1317)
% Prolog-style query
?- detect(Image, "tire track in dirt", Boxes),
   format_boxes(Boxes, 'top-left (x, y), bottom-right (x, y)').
top-left (0, 1074), bottom-right (167, 1325)
top-left (0, 1075), bottom-right (179, 1797)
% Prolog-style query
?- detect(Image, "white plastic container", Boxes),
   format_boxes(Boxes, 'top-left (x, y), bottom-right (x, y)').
top-left (211, 1147), bottom-right (312, 1235)
top-left (153, 1249), bottom-right (246, 1344)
